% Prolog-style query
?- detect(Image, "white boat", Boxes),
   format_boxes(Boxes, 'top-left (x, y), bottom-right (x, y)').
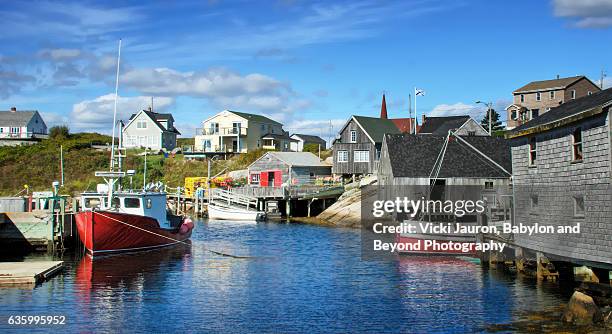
top-left (207, 203), bottom-right (266, 221)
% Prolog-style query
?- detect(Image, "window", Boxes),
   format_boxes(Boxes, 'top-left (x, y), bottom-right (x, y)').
top-left (261, 124), bottom-right (265, 132)
top-left (511, 110), bottom-right (517, 120)
top-left (354, 150), bottom-right (370, 162)
top-left (588, 91), bottom-right (592, 96)
top-left (202, 139), bottom-right (211, 150)
top-left (84, 198), bottom-right (101, 208)
top-left (232, 122), bottom-right (241, 134)
top-left (137, 120), bottom-right (147, 129)
top-left (375, 148), bottom-right (381, 161)
top-left (337, 150), bottom-right (349, 162)
top-left (146, 198), bottom-right (152, 209)
top-left (571, 90), bottom-right (576, 99)
top-left (536, 92), bottom-right (541, 101)
top-left (124, 198), bottom-right (141, 208)
top-left (529, 137), bottom-right (537, 166)
top-left (530, 195), bottom-right (538, 209)
top-left (531, 109), bottom-right (539, 118)
top-left (10, 127), bottom-right (19, 133)
top-left (520, 94), bottom-right (525, 103)
top-left (209, 122), bottom-right (219, 134)
top-left (550, 91), bottom-right (555, 100)
top-left (0, 128), bottom-right (3, 133)
top-left (468, 131), bottom-right (476, 136)
top-left (250, 173), bottom-right (260, 185)
top-left (572, 128), bottom-right (583, 161)
top-left (350, 130), bottom-right (357, 143)
top-left (573, 196), bottom-right (585, 217)
top-left (484, 181), bottom-right (494, 190)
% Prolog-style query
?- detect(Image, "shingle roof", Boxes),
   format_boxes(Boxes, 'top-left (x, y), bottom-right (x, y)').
top-left (508, 87), bottom-right (612, 137)
top-left (291, 133), bottom-right (326, 144)
top-left (390, 118), bottom-right (419, 133)
top-left (419, 116), bottom-right (470, 135)
top-left (0, 110), bottom-right (37, 127)
top-left (384, 134), bottom-right (511, 178)
top-left (353, 115), bottom-right (401, 143)
top-left (513, 75), bottom-right (586, 93)
top-left (128, 110), bottom-right (181, 135)
top-left (230, 111), bottom-right (282, 125)
top-left (266, 152), bottom-right (329, 167)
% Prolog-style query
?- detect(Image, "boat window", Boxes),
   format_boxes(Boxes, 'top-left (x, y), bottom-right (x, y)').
top-left (112, 197), bottom-right (120, 208)
top-left (124, 197), bottom-right (141, 208)
top-left (84, 198), bottom-right (101, 208)
top-left (146, 198), bottom-right (152, 209)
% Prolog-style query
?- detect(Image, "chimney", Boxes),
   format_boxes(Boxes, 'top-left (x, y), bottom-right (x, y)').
top-left (380, 94), bottom-right (388, 119)
top-left (556, 74), bottom-right (560, 79)
top-left (10, 107), bottom-right (16, 113)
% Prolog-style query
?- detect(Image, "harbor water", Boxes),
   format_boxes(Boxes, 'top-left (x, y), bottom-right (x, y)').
top-left (0, 220), bottom-right (574, 333)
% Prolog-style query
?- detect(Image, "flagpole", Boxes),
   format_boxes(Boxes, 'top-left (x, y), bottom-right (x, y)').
top-left (414, 87), bottom-right (417, 134)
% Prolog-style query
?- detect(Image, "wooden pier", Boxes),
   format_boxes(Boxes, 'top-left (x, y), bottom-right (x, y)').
top-left (0, 261), bottom-right (64, 286)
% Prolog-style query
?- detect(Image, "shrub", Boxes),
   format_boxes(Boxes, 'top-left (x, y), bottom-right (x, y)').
top-left (49, 125), bottom-right (70, 140)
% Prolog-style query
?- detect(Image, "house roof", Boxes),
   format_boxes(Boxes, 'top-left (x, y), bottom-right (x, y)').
top-left (391, 118), bottom-right (420, 133)
top-left (351, 115), bottom-right (401, 143)
top-left (513, 75), bottom-right (592, 94)
top-left (384, 134), bottom-right (512, 178)
top-left (261, 132), bottom-right (297, 141)
top-left (508, 87), bottom-right (612, 138)
top-left (253, 152), bottom-right (330, 167)
top-left (419, 115), bottom-right (470, 135)
top-left (230, 111), bottom-right (282, 126)
top-left (291, 133), bottom-right (326, 144)
top-left (128, 109), bottom-right (181, 135)
top-left (0, 110), bottom-right (37, 127)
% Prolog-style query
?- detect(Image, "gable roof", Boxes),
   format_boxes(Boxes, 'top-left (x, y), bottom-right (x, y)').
top-left (508, 87), bottom-right (612, 138)
top-left (513, 75), bottom-right (597, 94)
top-left (228, 110), bottom-right (282, 126)
top-left (351, 115), bottom-right (401, 143)
top-left (261, 132), bottom-right (297, 141)
top-left (419, 115), bottom-right (470, 135)
top-left (384, 134), bottom-right (511, 178)
top-left (127, 109), bottom-right (181, 135)
top-left (251, 151), bottom-right (330, 168)
top-left (390, 118), bottom-right (419, 133)
top-left (291, 133), bottom-right (326, 144)
top-left (0, 110), bottom-right (38, 127)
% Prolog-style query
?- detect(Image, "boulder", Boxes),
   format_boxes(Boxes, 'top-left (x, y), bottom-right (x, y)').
top-left (562, 291), bottom-right (602, 326)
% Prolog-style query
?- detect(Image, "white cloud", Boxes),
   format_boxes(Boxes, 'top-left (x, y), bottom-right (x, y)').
top-left (38, 48), bottom-right (82, 61)
top-left (553, 0), bottom-right (612, 28)
top-left (284, 118), bottom-right (346, 138)
top-left (429, 102), bottom-right (484, 118)
top-left (71, 94), bottom-right (174, 132)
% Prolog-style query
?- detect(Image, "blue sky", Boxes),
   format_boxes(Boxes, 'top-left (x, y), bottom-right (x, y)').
top-left (1, 0), bottom-right (611, 137)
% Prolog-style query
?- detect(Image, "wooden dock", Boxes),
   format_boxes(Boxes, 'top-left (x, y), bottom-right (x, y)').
top-left (0, 261), bottom-right (64, 286)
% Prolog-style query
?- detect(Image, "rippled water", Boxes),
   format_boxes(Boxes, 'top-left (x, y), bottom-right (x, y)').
top-left (0, 220), bottom-right (573, 333)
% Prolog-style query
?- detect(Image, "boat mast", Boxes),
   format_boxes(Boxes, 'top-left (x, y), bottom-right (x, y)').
top-left (110, 39), bottom-right (122, 172)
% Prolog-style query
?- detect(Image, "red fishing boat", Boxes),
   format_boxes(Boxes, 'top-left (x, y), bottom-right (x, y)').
top-left (75, 189), bottom-right (194, 256)
top-left (74, 39), bottom-right (193, 257)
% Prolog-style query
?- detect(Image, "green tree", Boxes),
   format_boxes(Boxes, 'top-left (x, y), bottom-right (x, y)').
top-left (303, 143), bottom-right (322, 154)
top-left (49, 125), bottom-right (70, 140)
top-left (480, 109), bottom-right (503, 132)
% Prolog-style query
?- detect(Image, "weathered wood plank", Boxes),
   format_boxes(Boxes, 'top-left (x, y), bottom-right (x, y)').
top-left (0, 261), bottom-right (63, 286)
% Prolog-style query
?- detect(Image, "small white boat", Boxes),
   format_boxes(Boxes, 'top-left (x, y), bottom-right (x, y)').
top-left (207, 203), bottom-right (266, 221)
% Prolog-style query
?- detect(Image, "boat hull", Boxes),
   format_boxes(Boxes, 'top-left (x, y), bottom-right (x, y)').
top-left (207, 204), bottom-right (266, 221)
top-left (75, 211), bottom-right (193, 256)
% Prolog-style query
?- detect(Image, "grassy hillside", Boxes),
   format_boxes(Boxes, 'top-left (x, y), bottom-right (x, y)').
top-left (0, 134), bottom-right (268, 196)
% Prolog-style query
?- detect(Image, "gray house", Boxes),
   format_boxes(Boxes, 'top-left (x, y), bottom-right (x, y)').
top-left (332, 115), bottom-right (401, 178)
top-left (418, 115), bottom-right (489, 136)
top-left (122, 109), bottom-right (181, 151)
top-left (507, 87), bottom-right (612, 266)
top-left (0, 107), bottom-right (48, 146)
top-left (248, 152), bottom-right (331, 188)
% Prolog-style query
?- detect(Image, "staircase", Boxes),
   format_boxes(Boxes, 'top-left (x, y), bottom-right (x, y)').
top-left (209, 188), bottom-right (258, 209)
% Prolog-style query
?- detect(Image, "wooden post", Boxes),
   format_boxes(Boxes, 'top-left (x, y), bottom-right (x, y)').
top-left (286, 200), bottom-right (291, 218)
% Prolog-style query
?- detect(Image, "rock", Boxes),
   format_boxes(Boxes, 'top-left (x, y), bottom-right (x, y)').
top-left (562, 291), bottom-right (602, 326)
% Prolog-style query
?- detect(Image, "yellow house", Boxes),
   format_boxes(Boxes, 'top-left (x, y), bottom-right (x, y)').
top-left (194, 110), bottom-right (285, 153)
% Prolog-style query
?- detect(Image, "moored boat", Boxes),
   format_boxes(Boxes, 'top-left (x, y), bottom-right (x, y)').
top-left (207, 202), bottom-right (266, 221)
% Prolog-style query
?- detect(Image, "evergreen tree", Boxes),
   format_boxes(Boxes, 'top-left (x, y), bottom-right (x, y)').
top-left (480, 109), bottom-right (503, 132)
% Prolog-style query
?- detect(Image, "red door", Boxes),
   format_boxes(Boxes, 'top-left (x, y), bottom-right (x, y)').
top-left (273, 170), bottom-right (282, 187)
top-left (260, 172), bottom-right (268, 187)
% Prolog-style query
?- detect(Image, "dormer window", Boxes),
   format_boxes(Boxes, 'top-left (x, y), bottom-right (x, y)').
top-left (350, 130), bottom-right (357, 143)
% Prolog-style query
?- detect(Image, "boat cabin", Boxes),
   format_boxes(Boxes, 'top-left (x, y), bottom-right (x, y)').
top-left (80, 191), bottom-right (178, 230)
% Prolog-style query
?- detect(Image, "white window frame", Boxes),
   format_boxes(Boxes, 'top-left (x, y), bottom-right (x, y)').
top-left (337, 150), bottom-right (349, 162)
top-left (354, 150), bottom-right (369, 162)
top-left (573, 195), bottom-right (585, 217)
top-left (137, 120), bottom-right (147, 129)
top-left (529, 137), bottom-right (537, 166)
top-left (572, 128), bottom-right (583, 161)
top-left (571, 90), bottom-right (576, 99)
top-left (350, 130), bottom-right (357, 143)
top-left (250, 173), bottom-right (260, 185)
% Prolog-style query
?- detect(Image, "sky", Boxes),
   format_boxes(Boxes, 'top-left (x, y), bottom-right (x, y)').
top-left (1, 0), bottom-right (611, 139)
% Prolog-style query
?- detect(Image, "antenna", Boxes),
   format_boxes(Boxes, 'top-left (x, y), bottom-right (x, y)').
top-left (110, 39), bottom-right (122, 171)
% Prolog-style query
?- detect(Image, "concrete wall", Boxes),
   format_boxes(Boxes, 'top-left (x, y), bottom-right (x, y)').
top-left (510, 110), bottom-right (612, 265)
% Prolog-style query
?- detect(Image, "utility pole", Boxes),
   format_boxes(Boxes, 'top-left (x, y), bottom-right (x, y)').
top-left (601, 69), bottom-right (607, 89)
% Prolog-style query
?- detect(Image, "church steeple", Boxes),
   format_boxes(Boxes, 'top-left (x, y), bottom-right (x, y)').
top-left (380, 93), bottom-right (388, 119)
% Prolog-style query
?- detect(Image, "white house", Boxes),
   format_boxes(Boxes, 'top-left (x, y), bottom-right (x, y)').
top-left (194, 110), bottom-right (284, 153)
top-left (122, 109), bottom-right (181, 151)
top-left (290, 134), bottom-right (326, 152)
top-left (0, 107), bottom-right (48, 145)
